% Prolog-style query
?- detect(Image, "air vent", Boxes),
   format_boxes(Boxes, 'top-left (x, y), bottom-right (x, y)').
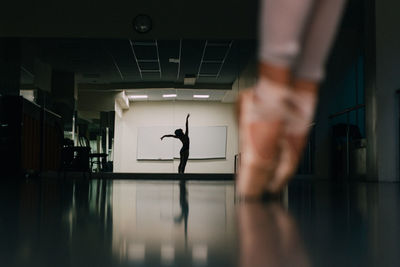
top-left (184, 74), bottom-right (196, 86)
top-left (83, 73), bottom-right (100, 78)
top-left (169, 58), bottom-right (180, 63)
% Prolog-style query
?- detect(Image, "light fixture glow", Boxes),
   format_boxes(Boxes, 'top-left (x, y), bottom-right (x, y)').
top-left (193, 94), bottom-right (210, 99)
top-left (163, 94), bottom-right (177, 98)
top-left (129, 95), bottom-right (148, 99)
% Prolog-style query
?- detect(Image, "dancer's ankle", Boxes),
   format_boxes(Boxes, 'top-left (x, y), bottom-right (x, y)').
top-left (292, 79), bottom-right (319, 95)
top-left (259, 62), bottom-right (291, 86)
top-left (252, 62), bottom-right (292, 111)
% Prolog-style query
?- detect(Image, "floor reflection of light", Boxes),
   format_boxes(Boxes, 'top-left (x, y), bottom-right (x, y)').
top-left (67, 208), bottom-right (75, 240)
top-left (127, 243), bottom-right (145, 263)
top-left (110, 181), bottom-right (236, 264)
top-left (161, 244), bottom-right (175, 265)
top-left (192, 244), bottom-right (208, 266)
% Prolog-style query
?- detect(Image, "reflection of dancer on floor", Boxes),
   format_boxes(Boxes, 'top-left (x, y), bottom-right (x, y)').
top-left (161, 114), bottom-right (190, 174)
top-left (175, 181), bottom-right (189, 243)
top-left (237, 0), bottom-right (347, 198)
top-left (237, 202), bottom-right (310, 267)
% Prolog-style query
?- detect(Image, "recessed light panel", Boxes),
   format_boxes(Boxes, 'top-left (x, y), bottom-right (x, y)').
top-left (129, 95), bottom-right (148, 99)
top-left (163, 94), bottom-right (177, 98)
top-left (193, 95), bottom-right (210, 99)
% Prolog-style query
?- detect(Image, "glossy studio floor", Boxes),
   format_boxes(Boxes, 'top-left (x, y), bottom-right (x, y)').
top-left (1, 178), bottom-right (399, 267)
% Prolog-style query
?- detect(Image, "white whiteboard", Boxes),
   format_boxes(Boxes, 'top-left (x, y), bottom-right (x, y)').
top-left (137, 126), bottom-right (227, 160)
top-left (173, 126), bottom-right (227, 159)
top-left (137, 126), bottom-right (174, 160)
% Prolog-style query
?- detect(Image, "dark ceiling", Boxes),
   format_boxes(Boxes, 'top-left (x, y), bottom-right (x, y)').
top-left (0, 0), bottom-right (259, 39)
top-left (20, 38), bottom-right (256, 90)
top-left (15, 0), bottom-right (363, 91)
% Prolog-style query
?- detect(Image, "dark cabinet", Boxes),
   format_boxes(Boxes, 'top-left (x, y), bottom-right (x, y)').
top-left (0, 96), bottom-right (63, 174)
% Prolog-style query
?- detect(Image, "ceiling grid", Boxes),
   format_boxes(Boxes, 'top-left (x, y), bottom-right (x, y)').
top-left (196, 40), bottom-right (233, 79)
top-left (129, 40), bottom-right (162, 79)
top-left (20, 38), bottom-right (255, 88)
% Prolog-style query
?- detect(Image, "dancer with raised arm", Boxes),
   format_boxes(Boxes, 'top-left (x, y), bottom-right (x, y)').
top-left (161, 114), bottom-right (190, 174)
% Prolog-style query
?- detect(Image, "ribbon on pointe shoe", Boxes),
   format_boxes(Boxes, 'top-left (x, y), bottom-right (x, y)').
top-left (236, 78), bottom-right (292, 199)
top-left (267, 90), bottom-right (317, 193)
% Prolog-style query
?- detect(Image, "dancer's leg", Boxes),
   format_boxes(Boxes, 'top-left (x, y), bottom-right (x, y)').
top-left (295, 0), bottom-right (348, 82)
top-left (259, 0), bottom-right (314, 69)
top-left (237, 0), bottom-right (316, 199)
top-left (256, 0), bottom-right (318, 101)
top-left (270, 0), bottom-right (347, 192)
top-left (178, 156), bottom-right (183, 174)
top-left (180, 150), bottom-right (189, 173)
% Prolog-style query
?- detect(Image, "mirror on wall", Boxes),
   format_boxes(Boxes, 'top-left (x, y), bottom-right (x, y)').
top-left (20, 38), bottom-right (257, 174)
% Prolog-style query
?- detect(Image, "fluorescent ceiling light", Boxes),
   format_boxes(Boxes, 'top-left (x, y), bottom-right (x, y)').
top-left (193, 94), bottom-right (210, 99)
top-left (163, 94), bottom-right (177, 98)
top-left (129, 95), bottom-right (148, 99)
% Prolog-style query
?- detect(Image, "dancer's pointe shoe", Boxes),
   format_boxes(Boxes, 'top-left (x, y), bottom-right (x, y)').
top-left (267, 90), bottom-right (317, 193)
top-left (236, 78), bottom-right (290, 200)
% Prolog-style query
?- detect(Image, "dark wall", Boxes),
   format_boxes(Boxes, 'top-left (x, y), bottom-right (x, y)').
top-left (374, 0), bottom-right (400, 181)
top-left (314, 0), bottom-right (365, 178)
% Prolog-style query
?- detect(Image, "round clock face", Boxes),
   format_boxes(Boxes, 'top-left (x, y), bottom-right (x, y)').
top-left (133, 15), bottom-right (152, 34)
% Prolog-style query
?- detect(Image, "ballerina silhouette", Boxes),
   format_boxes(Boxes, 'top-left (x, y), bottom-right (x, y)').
top-left (161, 114), bottom-right (190, 174)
